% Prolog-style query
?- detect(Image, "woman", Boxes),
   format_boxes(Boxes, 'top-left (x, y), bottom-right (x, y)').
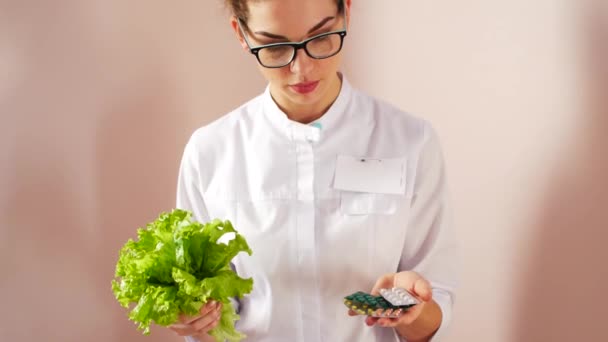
top-left (170, 0), bottom-right (457, 341)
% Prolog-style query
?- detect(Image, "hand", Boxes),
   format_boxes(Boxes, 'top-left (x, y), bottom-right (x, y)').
top-left (169, 300), bottom-right (222, 341)
top-left (348, 271), bottom-right (432, 328)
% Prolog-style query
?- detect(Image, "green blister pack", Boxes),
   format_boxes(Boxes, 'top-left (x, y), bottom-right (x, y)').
top-left (344, 288), bottom-right (419, 318)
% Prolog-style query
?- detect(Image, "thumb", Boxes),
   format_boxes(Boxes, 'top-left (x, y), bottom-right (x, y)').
top-left (412, 277), bottom-right (433, 302)
top-left (370, 273), bottom-right (396, 295)
top-left (394, 271), bottom-right (433, 302)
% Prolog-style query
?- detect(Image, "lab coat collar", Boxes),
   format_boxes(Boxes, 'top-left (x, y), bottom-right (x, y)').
top-left (262, 73), bottom-right (353, 143)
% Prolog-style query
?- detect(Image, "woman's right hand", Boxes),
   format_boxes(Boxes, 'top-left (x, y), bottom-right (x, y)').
top-left (169, 300), bottom-right (222, 341)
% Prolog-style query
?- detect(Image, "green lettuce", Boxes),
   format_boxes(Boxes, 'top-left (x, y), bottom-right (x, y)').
top-left (111, 209), bottom-right (253, 341)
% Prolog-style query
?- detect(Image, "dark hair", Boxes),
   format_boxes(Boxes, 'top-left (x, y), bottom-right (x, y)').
top-left (225, 0), bottom-right (344, 23)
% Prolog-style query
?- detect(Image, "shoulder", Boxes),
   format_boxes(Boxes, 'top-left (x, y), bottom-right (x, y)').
top-left (185, 94), bottom-right (263, 154)
top-left (350, 87), bottom-right (433, 146)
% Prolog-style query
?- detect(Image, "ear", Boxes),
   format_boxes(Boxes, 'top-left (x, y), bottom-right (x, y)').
top-left (229, 16), bottom-right (249, 51)
top-left (344, 0), bottom-right (352, 29)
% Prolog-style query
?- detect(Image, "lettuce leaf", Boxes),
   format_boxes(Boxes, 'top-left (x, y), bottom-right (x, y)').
top-left (112, 209), bottom-right (253, 340)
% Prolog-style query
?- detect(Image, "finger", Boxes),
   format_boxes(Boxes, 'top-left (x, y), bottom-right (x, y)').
top-left (169, 323), bottom-right (196, 337)
top-left (171, 302), bottom-right (222, 336)
top-left (179, 300), bottom-right (218, 324)
top-left (365, 316), bottom-right (379, 326)
top-left (370, 273), bottom-right (396, 295)
top-left (192, 314), bottom-right (221, 335)
top-left (178, 313), bottom-right (194, 324)
top-left (393, 272), bottom-right (432, 302)
top-left (192, 303), bottom-right (222, 333)
top-left (201, 301), bottom-right (221, 315)
top-left (376, 317), bottom-right (400, 327)
top-left (348, 309), bottom-right (358, 316)
top-left (193, 315), bottom-right (221, 335)
top-left (412, 278), bottom-right (432, 302)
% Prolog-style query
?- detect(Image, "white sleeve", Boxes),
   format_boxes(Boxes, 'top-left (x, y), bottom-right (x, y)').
top-left (178, 139), bottom-right (207, 342)
top-left (398, 122), bottom-right (459, 341)
top-left (176, 139), bottom-right (210, 223)
top-left (177, 139), bottom-right (241, 342)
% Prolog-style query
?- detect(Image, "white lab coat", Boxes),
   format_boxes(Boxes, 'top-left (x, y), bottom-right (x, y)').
top-left (178, 75), bottom-right (457, 342)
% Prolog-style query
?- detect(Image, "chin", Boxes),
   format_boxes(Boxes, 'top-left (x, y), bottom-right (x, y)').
top-left (288, 92), bottom-right (322, 106)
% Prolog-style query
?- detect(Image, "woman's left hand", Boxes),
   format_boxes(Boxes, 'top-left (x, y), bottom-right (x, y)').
top-left (348, 271), bottom-right (433, 328)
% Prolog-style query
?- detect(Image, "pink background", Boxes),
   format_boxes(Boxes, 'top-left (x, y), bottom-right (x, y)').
top-left (1, 0), bottom-right (607, 341)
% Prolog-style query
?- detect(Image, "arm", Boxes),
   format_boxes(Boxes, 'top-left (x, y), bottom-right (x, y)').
top-left (395, 123), bottom-right (458, 341)
top-left (173, 139), bottom-right (242, 342)
top-left (354, 123), bottom-right (457, 340)
top-left (173, 140), bottom-right (219, 341)
top-left (365, 271), bottom-right (442, 342)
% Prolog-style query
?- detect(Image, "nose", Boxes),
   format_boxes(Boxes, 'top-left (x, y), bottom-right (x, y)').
top-left (289, 47), bottom-right (314, 75)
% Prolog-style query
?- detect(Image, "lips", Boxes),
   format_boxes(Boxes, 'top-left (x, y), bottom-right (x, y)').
top-left (290, 80), bottom-right (320, 94)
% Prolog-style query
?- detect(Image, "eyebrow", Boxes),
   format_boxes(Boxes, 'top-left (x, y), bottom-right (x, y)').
top-left (253, 16), bottom-right (336, 40)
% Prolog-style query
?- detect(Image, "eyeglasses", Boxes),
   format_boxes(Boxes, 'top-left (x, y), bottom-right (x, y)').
top-left (237, 8), bottom-right (348, 68)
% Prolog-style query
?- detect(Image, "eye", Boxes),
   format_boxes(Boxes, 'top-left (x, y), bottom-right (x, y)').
top-left (265, 45), bottom-right (292, 57)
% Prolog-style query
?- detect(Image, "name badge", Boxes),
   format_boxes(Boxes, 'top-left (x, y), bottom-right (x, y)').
top-left (333, 155), bottom-right (407, 195)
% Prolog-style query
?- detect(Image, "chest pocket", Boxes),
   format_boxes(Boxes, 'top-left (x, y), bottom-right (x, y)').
top-left (333, 154), bottom-right (410, 215)
top-left (340, 192), bottom-right (404, 215)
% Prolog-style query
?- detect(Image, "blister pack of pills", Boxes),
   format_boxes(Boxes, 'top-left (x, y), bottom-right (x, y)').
top-left (344, 287), bottom-right (419, 318)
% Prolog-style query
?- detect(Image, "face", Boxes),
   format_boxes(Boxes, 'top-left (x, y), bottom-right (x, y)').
top-left (232, 0), bottom-right (350, 113)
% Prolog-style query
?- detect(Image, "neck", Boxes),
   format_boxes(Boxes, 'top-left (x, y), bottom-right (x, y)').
top-left (271, 73), bottom-right (342, 124)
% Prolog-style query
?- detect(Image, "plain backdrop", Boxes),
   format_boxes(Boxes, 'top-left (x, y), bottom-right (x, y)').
top-left (1, 0), bottom-right (607, 341)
